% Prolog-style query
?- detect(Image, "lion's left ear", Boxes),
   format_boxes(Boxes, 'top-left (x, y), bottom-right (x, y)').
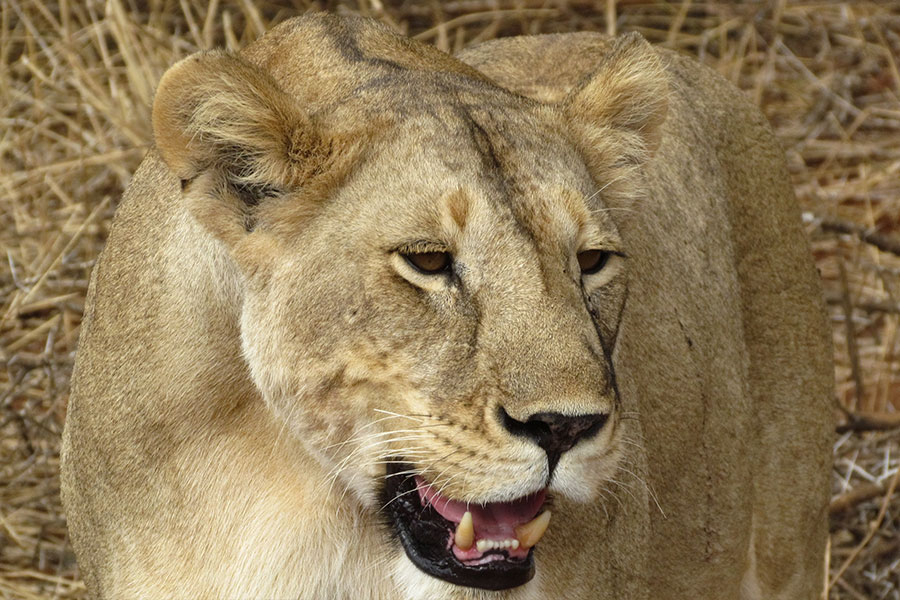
top-left (563, 32), bottom-right (668, 172)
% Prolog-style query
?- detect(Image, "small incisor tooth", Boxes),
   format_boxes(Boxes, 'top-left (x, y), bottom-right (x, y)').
top-left (455, 511), bottom-right (474, 550)
top-left (515, 510), bottom-right (551, 549)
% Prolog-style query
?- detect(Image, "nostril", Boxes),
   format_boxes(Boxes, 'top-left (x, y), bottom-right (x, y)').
top-left (499, 408), bottom-right (608, 473)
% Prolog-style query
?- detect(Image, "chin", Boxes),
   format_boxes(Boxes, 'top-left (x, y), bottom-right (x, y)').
top-left (391, 551), bottom-right (545, 600)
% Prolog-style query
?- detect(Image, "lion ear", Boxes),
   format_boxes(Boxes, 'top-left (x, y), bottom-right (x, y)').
top-left (153, 50), bottom-right (327, 188)
top-left (152, 50), bottom-right (342, 246)
top-left (563, 32), bottom-right (668, 172)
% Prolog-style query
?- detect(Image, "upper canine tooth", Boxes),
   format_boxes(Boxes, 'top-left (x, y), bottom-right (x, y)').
top-left (515, 511), bottom-right (551, 549)
top-left (455, 511), bottom-right (474, 550)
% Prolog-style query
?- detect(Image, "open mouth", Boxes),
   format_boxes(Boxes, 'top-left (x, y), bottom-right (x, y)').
top-left (383, 462), bottom-right (550, 590)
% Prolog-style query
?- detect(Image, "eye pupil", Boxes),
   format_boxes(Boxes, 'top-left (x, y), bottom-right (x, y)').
top-left (577, 249), bottom-right (609, 274)
top-left (405, 251), bottom-right (452, 274)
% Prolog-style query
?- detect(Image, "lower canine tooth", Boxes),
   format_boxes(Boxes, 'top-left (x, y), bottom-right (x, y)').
top-left (515, 511), bottom-right (551, 549)
top-left (455, 512), bottom-right (474, 550)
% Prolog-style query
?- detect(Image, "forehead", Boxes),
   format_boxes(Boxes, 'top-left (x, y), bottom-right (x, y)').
top-left (344, 75), bottom-right (615, 242)
top-left (390, 78), bottom-right (587, 179)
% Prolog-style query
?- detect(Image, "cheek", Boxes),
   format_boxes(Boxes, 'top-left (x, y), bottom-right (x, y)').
top-left (240, 288), bottom-right (377, 485)
top-left (237, 267), bottom-right (425, 448)
top-left (239, 267), bottom-right (354, 421)
top-left (364, 280), bottom-right (481, 391)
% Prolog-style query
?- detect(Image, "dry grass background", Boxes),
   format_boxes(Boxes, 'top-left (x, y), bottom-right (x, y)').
top-left (0, 0), bottom-right (899, 598)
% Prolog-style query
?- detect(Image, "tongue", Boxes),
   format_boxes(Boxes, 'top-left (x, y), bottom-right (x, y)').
top-left (415, 476), bottom-right (546, 539)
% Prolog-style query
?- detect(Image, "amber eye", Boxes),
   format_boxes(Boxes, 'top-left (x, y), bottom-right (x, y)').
top-left (577, 249), bottom-right (610, 275)
top-left (403, 251), bottom-right (452, 275)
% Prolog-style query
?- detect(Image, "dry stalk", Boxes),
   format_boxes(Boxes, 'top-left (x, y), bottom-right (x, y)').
top-left (1, 2), bottom-right (899, 599)
top-left (828, 464), bottom-right (900, 592)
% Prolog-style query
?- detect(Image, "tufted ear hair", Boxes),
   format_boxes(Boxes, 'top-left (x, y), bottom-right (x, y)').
top-left (563, 32), bottom-right (668, 192)
top-left (153, 50), bottom-right (332, 190)
top-left (152, 50), bottom-right (354, 250)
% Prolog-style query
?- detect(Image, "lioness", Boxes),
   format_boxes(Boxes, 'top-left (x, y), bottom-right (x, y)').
top-left (61, 13), bottom-right (833, 600)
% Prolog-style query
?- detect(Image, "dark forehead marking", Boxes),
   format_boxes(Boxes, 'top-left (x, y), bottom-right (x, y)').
top-left (458, 104), bottom-right (553, 291)
top-left (458, 103), bottom-right (518, 187)
top-left (466, 115), bottom-right (503, 175)
top-left (326, 27), bottom-right (404, 72)
top-left (353, 72), bottom-right (505, 108)
top-left (345, 72), bottom-right (509, 128)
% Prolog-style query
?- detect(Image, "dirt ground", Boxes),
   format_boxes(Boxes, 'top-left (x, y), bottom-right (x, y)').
top-left (1, 1), bottom-right (898, 598)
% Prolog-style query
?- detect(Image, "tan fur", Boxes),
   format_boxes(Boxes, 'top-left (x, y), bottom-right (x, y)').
top-left (61, 14), bottom-right (833, 600)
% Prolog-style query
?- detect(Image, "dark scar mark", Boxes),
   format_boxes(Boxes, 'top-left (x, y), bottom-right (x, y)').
top-left (326, 23), bottom-right (404, 72)
top-left (467, 118), bottom-right (502, 174)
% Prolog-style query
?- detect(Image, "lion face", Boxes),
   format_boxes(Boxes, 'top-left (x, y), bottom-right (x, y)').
top-left (237, 95), bottom-right (626, 589)
top-left (151, 15), bottom-right (664, 591)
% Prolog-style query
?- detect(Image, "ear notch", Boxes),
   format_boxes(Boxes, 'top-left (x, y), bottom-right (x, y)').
top-left (152, 50), bottom-right (334, 204)
top-left (564, 32), bottom-right (669, 181)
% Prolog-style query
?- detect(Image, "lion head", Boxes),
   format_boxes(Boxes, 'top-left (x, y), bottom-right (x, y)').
top-left (148, 15), bottom-right (667, 591)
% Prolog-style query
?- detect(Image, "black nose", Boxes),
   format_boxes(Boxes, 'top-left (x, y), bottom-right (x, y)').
top-left (499, 408), bottom-right (608, 474)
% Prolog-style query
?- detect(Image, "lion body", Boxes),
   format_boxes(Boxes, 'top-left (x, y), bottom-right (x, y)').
top-left (61, 16), bottom-right (832, 600)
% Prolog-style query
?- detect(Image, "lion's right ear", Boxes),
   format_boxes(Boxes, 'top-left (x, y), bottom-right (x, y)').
top-left (152, 51), bottom-right (343, 246)
top-left (153, 50), bottom-right (327, 187)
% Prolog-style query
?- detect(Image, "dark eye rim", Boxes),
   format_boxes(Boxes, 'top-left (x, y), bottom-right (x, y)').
top-left (402, 251), bottom-right (453, 275)
top-left (577, 249), bottom-right (616, 275)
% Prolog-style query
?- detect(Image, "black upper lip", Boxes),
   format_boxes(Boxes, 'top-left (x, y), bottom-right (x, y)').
top-left (381, 461), bottom-right (535, 591)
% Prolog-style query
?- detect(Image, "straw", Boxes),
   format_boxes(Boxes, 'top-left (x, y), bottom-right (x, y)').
top-left (1, 2), bottom-right (898, 598)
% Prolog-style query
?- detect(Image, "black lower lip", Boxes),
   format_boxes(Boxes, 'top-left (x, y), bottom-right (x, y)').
top-left (382, 462), bottom-right (535, 590)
